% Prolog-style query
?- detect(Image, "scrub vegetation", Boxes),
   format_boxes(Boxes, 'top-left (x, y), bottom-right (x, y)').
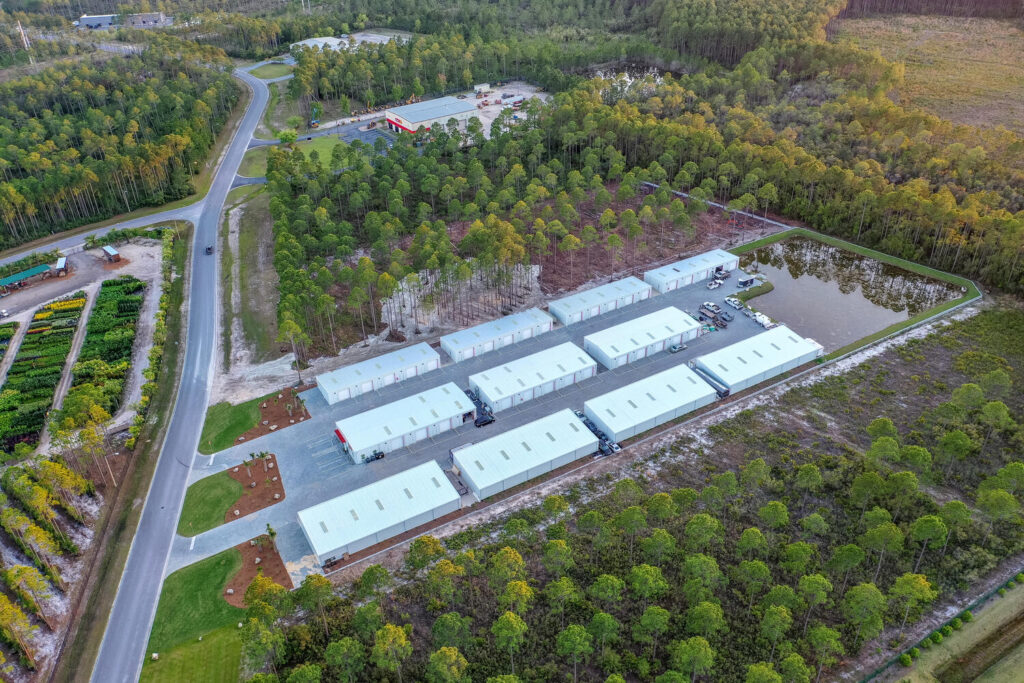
top-left (836, 14), bottom-right (1024, 134)
top-left (230, 307), bottom-right (1024, 681)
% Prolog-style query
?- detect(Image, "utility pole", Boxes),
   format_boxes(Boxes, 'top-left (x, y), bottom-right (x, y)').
top-left (17, 21), bottom-right (34, 65)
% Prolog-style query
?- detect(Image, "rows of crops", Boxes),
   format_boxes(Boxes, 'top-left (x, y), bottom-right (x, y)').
top-left (0, 459), bottom-right (91, 668)
top-left (0, 293), bottom-right (87, 452)
top-left (0, 322), bottom-right (17, 361)
top-left (61, 276), bottom-right (146, 426)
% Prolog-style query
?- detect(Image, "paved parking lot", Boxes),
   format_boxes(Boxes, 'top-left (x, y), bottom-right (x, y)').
top-left (169, 277), bottom-right (770, 582)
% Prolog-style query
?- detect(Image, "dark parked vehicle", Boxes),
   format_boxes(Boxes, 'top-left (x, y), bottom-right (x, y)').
top-left (205, 245), bottom-right (213, 255)
top-left (474, 413), bottom-right (495, 427)
top-left (719, 310), bottom-right (734, 322)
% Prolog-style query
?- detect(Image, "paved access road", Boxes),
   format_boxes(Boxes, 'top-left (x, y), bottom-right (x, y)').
top-left (88, 67), bottom-right (270, 683)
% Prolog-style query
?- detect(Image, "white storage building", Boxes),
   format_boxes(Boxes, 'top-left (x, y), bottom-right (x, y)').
top-left (335, 383), bottom-right (475, 463)
top-left (317, 343), bottom-right (441, 405)
top-left (452, 409), bottom-right (598, 499)
top-left (297, 460), bottom-right (460, 565)
top-left (385, 97), bottom-right (478, 133)
top-left (644, 249), bottom-right (740, 292)
top-left (692, 325), bottom-right (824, 393)
top-left (440, 309), bottom-right (555, 363)
top-left (468, 342), bottom-right (597, 412)
top-left (584, 364), bottom-right (718, 442)
top-left (547, 277), bottom-right (652, 326)
top-left (583, 307), bottom-right (701, 369)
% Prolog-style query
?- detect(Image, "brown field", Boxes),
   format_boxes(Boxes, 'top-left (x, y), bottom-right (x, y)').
top-left (836, 15), bottom-right (1024, 134)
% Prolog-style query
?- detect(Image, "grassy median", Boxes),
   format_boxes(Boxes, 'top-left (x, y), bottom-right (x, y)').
top-left (199, 396), bottom-right (264, 454)
top-left (177, 471), bottom-right (244, 537)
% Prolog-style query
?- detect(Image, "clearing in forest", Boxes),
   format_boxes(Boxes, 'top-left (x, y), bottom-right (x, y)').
top-left (836, 15), bottom-right (1024, 134)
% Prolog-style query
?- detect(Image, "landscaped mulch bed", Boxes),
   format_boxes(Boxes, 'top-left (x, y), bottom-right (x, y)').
top-left (223, 534), bottom-right (292, 607)
top-left (235, 387), bottom-right (312, 444)
top-left (223, 453), bottom-right (285, 523)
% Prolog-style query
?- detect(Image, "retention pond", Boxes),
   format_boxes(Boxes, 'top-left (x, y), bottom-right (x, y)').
top-left (739, 236), bottom-right (963, 352)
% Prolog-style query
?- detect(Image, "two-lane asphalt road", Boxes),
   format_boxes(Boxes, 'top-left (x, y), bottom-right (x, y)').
top-left (89, 68), bottom-right (270, 683)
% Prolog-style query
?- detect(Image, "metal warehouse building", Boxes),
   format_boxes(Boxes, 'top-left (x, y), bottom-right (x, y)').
top-left (297, 460), bottom-right (460, 565)
top-left (316, 343), bottom-right (441, 405)
top-left (644, 249), bottom-right (740, 292)
top-left (547, 277), bottom-right (652, 326)
top-left (335, 382), bottom-right (475, 463)
top-left (584, 364), bottom-right (718, 442)
top-left (385, 97), bottom-right (478, 133)
top-left (692, 325), bottom-right (824, 393)
top-left (468, 342), bottom-right (597, 412)
top-left (440, 308), bottom-right (555, 363)
top-left (452, 409), bottom-right (597, 499)
top-left (583, 307), bottom-right (701, 369)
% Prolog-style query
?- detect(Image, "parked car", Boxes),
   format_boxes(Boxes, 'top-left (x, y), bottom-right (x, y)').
top-left (0, 310), bottom-right (8, 318)
top-left (573, 409), bottom-right (585, 419)
top-left (610, 442), bottom-right (621, 453)
top-left (706, 279), bottom-right (722, 290)
top-left (474, 412), bottom-right (495, 427)
top-left (715, 270), bottom-right (731, 279)
top-left (669, 343), bottom-right (687, 353)
top-left (719, 310), bottom-right (734, 322)
top-left (598, 441), bottom-right (612, 456)
top-left (205, 245), bottom-right (214, 255)
top-left (702, 301), bottom-right (723, 314)
top-left (724, 297), bottom-right (743, 310)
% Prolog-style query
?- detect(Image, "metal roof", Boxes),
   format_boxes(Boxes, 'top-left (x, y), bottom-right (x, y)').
top-left (387, 97), bottom-right (478, 123)
top-left (317, 343), bottom-right (439, 395)
top-left (694, 325), bottom-right (823, 388)
top-left (297, 460), bottom-right (459, 558)
top-left (440, 309), bottom-right (553, 355)
top-left (548, 277), bottom-right (650, 317)
top-left (453, 409), bottom-right (597, 493)
top-left (584, 307), bottom-right (699, 358)
top-left (469, 342), bottom-right (596, 399)
top-left (644, 249), bottom-right (737, 286)
top-left (102, 245), bottom-right (119, 256)
top-left (334, 382), bottom-right (470, 452)
top-left (0, 264), bottom-right (50, 288)
top-left (585, 364), bottom-right (717, 435)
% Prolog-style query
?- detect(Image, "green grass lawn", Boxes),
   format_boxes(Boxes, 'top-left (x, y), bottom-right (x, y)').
top-left (146, 549), bottom-right (245, 654)
top-left (140, 626), bottom-right (241, 683)
top-left (836, 15), bottom-right (1024, 135)
top-left (236, 192), bottom-right (281, 362)
top-left (239, 136), bottom-right (352, 177)
top-left (177, 471), bottom-right (244, 536)
top-left (199, 395), bottom-right (265, 454)
top-left (250, 62), bottom-right (293, 79)
top-left (238, 147), bottom-right (268, 177)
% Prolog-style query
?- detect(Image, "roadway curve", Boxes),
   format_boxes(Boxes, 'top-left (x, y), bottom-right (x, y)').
top-left (87, 67), bottom-right (269, 683)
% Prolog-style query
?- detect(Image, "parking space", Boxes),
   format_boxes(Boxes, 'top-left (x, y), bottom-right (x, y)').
top-left (171, 275), bottom-right (771, 580)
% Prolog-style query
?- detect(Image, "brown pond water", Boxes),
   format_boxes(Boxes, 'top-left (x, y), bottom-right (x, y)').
top-left (739, 237), bottom-right (964, 352)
